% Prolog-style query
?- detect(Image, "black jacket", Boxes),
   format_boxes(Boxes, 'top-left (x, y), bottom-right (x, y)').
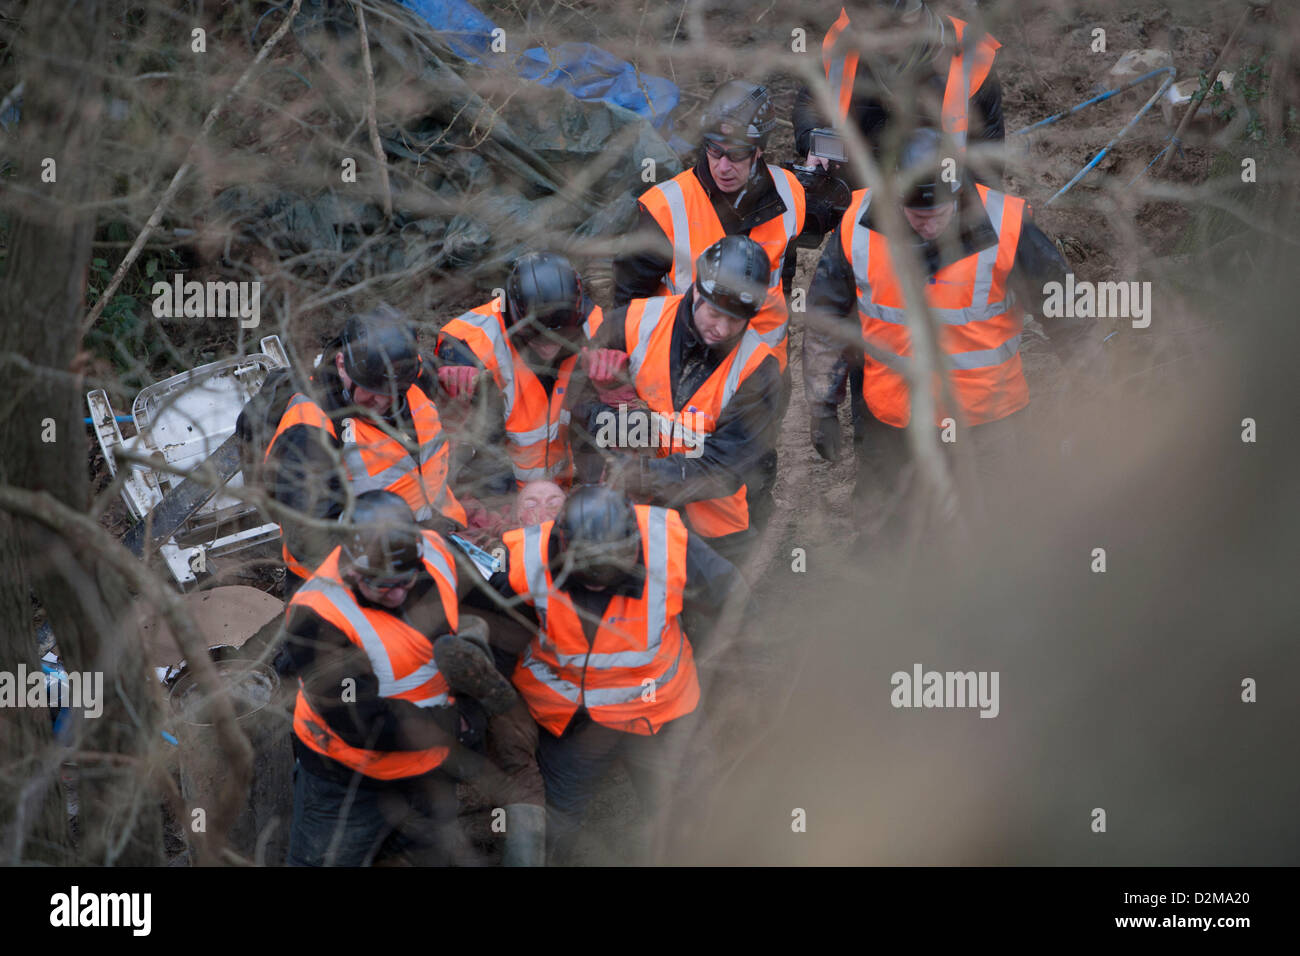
top-left (286, 567), bottom-right (461, 787)
top-left (613, 160), bottom-right (801, 308)
top-left (573, 292), bottom-right (783, 510)
top-left (804, 182), bottom-right (1086, 415)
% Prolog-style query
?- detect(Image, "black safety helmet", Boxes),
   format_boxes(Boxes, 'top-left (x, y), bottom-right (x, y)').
top-left (699, 81), bottom-right (776, 151)
top-left (693, 235), bottom-right (769, 322)
top-left (505, 252), bottom-right (584, 336)
top-left (339, 490), bottom-right (423, 587)
top-left (551, 486), bottom-right (642, 590)
top-left (339, 306), bottom-right (420, 393)
top-left (896, 127), bottom-right (962, 209)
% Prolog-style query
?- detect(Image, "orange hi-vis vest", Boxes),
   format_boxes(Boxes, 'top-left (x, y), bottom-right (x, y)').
top-left (340, 383), bottom-right (466, 526)
top-left (264, 393), bottom-right (340, 579)
top-left (290, 532), bottom-right (460, 780)
top-left (822, 10), bottom-right (1001, 151)
top-left (505, 505), bottom-right (700, 736)
top-left (840, 182), bottom-right (1029, 429)
top-left (439, 298), bottom-right (604, 485)
top-left (637, 165), bottom-right (805, 368)
top-left (623, 294), bottom-right (776, 538)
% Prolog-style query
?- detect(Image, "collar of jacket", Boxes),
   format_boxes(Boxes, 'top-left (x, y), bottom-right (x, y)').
top-left (857, 183), bottom-right (998, 275)
top-left (693, 157), bottom-right (789, 232)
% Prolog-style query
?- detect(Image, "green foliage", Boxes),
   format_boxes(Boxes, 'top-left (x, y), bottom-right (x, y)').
top-left (83, 237), bottom-right (186, 387)
top-left (1195, 55), bottom-right (1271, 143)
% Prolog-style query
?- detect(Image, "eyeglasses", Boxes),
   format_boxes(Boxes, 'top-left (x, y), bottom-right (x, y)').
top-left (359, 571), bottom-right (418, 591)
top-left (703, 139), bottom-right (757, 163)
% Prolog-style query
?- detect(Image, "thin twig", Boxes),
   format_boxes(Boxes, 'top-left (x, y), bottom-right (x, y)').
top-left (353, 1), bottom-right (394, 219)
top-left (79, 0), bottom-right (305, 336)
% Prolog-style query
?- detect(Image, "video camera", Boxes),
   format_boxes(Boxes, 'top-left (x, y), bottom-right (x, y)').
top-left (790, 129), bottom-right (853, 245)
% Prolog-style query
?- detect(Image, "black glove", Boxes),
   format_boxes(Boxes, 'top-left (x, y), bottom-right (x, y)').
top-left (810, 411), bottom-right (842, 462)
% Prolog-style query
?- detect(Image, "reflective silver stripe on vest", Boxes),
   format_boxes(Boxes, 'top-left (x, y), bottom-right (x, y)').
top-left (850, 192), bottom-right (874, 301)
top-left (294, 577), bottom-right (449, 707)
top-left (974, 189), bottom-right (1006, 306)
top-left (507, 419), bottom-right (563, 446)
top-left (455, 308), bottom-right (517, 420)
top-left (951, 27), bottom-right (976, 152)
top-left (628, 296), bottom-right (670, 379)
top-left (418, 430), bottom-right (447, 465)
top-left (523, 510), bottom-right (672, 671)
top-left (420, 536), bottom-right (456, 593)
top-left (343, 438), bottom-right (417, 496)
top-left (857, 298), bottom-right (1009, 327)
top-left (342, 432), bottom-right (432, 519)
top-left (767, 167), bottom-right (800, 289)
top-left (862, 332), bottom-right (1023, 373)
top-left (520, 524), bottom-right (548, 625)
top-left (655, 179), bottom-right (695, 294)
top-left (721, 328), bottom-right (767, 409)
top-left (513, 461), bottom-right (569, 482)
top-left (827, 50), bottom-right (849, 117)
top-left (852, 188), bottom-right (1011, 326)
top-left (519, 649), bottom-right (581, 704)
top-left (753, 321), bottom-right (788, 348)
top-left (581, 634), bottom-right (689, 707)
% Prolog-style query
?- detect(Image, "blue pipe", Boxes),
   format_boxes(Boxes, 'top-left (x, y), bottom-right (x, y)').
top-left (1042, 68), bottom-right (1176, 205)
top-left (1011, 67), bottom-right (1176, 137)
top-left (84, 415), bottom-right (134, 424)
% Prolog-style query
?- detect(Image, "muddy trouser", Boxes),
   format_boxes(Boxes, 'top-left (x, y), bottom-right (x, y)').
top-left (536, 709), bottom-right (699, 863)
top-left (852, 408), bottom-right (1025, 545)
top-left (287, 760), bottom-right (458, 866)
top-left (455, 606), bottom-right (545, 809)
top-left (849, 363), bottom-right (870, 446)
top-left (698, 525), bottom-right (758, 572)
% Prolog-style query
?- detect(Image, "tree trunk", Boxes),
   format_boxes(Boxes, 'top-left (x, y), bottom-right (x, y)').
top-left (0, 0), bottom-right (163, 865)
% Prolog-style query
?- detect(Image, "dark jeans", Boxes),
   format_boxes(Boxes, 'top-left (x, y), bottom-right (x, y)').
top-left (852, 408), bottom-right (1026, 544)
top-left (287, 760), bottom-right (458, 866)
top-left (536, 710), bottom-right (697, 862)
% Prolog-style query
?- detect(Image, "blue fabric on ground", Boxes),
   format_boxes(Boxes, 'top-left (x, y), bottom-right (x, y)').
top-left (400, 0), bottom-right (680, 140)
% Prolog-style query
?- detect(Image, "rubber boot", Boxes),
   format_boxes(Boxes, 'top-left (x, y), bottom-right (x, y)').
top-left (433, 616), bottom-right (519, 717)
top-left (501, 803), bottom-right (547, 867)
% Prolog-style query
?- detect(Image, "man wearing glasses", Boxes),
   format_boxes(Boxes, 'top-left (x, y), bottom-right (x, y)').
top-left (613, 80), bottom-right (806, 371)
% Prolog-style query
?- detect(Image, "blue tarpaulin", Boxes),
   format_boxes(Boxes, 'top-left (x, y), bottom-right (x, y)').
top-left (401, 0), bottom-right (682, 142)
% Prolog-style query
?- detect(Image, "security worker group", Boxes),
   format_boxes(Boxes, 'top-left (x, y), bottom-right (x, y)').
top-left (249, 2), bottom-right (1101, 866)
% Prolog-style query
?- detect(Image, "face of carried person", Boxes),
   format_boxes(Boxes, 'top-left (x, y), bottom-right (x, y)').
top-left (515, 480), bottom-right (566, 527)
